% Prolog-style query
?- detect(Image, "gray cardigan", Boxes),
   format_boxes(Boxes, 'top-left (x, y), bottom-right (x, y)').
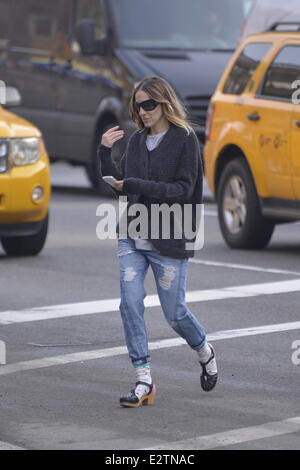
top-left (97, 124), bottom-right (203, 258)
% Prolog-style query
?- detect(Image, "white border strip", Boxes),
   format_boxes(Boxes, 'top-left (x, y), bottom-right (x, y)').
top-left (0, 320), bottom-right (299, 376)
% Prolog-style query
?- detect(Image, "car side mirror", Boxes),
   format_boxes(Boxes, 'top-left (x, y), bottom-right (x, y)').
top-left (4, 87), bottom-right (22, 107)
top-left (76, 19), bottom-right (108, 55)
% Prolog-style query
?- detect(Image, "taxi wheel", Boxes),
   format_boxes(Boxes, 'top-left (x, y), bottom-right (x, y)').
top-left (217, 158), bottom-right (275, 249)
top-left (1, 214), bottom-right (48, 256)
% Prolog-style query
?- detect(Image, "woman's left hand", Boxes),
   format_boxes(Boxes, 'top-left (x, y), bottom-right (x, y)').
top-left (113, 180), bottom-right (124, 191)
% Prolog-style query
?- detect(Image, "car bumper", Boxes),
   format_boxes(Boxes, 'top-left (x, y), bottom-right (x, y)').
top-left (0, 154), bottom-right (50, 225)
top-left (0, 219), bottom-right (46, 237)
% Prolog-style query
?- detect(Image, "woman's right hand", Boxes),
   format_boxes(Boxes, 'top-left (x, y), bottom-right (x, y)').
top-left (101, 126), bottom-right (124, 148)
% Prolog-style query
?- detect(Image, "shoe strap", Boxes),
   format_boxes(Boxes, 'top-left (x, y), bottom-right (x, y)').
top-left (135, 381), bottom-right (152, 392)
top-left (200, 347), bottom-right (215, 367)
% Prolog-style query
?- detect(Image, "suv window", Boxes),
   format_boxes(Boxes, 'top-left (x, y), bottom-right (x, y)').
top-left (110, 0), bottom-right (254, 50)
top-left (7, 0), bottom-right (69, 51)
top-left (261, 45), bottom-right (300, 101)
top-left (0, 0), bottom-right (10, 47)
top-left (71, 0), bottom-right (104, 54)
top-left (223, 43), bottom-right (272, 95)
top-left (75, 0), bottom-right (104, 38)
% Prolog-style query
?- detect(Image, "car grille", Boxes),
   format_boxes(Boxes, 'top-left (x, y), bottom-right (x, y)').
top-left (184, 95), bottom-right (211, 127)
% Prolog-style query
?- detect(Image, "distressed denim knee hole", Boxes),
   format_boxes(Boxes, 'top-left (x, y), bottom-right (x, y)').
top-left (159, 265), bottom-right (176, 290)
top-left (123, 266), bottom-right (137, 282)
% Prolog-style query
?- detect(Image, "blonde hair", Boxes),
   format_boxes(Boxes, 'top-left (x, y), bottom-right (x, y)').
top-left (130, 76), bottom-right (193, 135)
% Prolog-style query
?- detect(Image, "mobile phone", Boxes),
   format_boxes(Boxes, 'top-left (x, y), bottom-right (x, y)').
top-left (103, 176), bottom-right (117, 186)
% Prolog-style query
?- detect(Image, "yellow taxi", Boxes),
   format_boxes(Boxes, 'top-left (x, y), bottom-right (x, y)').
top-left (204, 23), bottom-right (300, 249)
top-left (0, 87), bottom-right (50, 256)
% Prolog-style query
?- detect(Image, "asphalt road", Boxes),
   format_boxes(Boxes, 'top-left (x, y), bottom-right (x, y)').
top-left (0, 162), bottom-right (299, 451)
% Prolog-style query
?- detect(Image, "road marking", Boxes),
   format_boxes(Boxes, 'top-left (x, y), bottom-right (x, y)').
top-left (145, 416), bottom-right (300, 450)
top-left (1, 278), bottom-right (300, 325)
top-left (189, 259), bottom-right (300, 276)
top-left (0, 320), bottom-right (299, 376)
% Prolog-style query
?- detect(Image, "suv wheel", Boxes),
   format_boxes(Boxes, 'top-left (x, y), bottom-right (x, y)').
top-left (217, 158), bottom-right (275, 249)
top-left (1, 213), bottom-right (49, 256)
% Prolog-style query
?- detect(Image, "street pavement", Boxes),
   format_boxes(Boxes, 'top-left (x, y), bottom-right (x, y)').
top-left (0, 162), bottom-right (299, 451)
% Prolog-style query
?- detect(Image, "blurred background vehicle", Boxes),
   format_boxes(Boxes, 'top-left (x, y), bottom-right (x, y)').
top-left (204, 24), bottom-right (300, 249)
top-left (0, 0), bottom-right (253, 189)
top-left (240, 0), bottom-right (300, 41)
top-left (0, 87), bottom-right (50, 256)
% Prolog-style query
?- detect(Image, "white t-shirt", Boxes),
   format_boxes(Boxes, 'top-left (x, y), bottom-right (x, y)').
top-left (134, 129), bottom-right (168, 251)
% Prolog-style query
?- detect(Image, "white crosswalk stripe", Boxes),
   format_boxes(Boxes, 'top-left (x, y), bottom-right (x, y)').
top-left (0, 320), bottom-right (299, 376)
top-left (0, 278), bottom-right (300, 325)
top-left (145, 416), bottom-right (300, 450)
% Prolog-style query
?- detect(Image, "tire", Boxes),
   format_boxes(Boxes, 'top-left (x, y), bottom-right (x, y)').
top-left (86, 121), bottom-right (124, 191)
top-left (1, 213), bottom-right (49, 256)
top-left (217, 158), bottom-right (275, 249)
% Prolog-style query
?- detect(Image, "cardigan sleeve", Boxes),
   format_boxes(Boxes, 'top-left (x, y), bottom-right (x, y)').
top-left (97, 144), bottom-right (125, 180)
top-left (122, 133), bottom-right (202, 203)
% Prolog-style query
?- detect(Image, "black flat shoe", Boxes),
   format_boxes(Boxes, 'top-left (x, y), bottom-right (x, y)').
top-left (200, 344), bottom-right (218, 392)
top-left (120, 381), bottom-right (156, 408)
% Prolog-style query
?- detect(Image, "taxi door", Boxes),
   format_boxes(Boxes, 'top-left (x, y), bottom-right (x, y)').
top-left (291, 103), bottom-right (300, 199)
top-left (289, 44), bottom-right (300, 199)
top-left (247, 44), bottom-right (296, 200)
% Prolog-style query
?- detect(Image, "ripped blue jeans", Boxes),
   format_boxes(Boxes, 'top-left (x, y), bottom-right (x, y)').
top-left (117, 237), bottom-right (206, 366)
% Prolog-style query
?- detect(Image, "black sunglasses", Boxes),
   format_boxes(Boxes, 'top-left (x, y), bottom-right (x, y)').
top-left (134, 99), bottom-right (159, 112)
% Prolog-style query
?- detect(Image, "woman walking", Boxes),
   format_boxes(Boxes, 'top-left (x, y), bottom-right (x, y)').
top-left (98, 76), bottom-right (218, 407)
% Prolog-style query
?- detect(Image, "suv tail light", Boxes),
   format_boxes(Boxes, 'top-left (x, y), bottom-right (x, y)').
top-left (205, 102), bottom-right (215, 141)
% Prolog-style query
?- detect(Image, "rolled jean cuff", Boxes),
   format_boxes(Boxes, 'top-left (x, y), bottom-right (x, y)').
top-left (132, 356), bottom-right (151, 367)
top-left (193, 338), bottom-right (207, 352)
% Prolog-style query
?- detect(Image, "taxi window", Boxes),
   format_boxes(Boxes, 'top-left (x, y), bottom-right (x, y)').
top-left (223, 43), bottom-right (272, 95)
top-left (261, 45), bottom-right (300, 101)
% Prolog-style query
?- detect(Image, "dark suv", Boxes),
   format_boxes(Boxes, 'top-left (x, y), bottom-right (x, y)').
top-left (0, 0), bottom-right (253, 187)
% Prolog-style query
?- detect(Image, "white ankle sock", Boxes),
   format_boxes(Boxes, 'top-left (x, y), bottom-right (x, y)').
top-left (197, 343), bottom-right (218, 375)
top-left (134, 364), bottom-right (152, 399)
